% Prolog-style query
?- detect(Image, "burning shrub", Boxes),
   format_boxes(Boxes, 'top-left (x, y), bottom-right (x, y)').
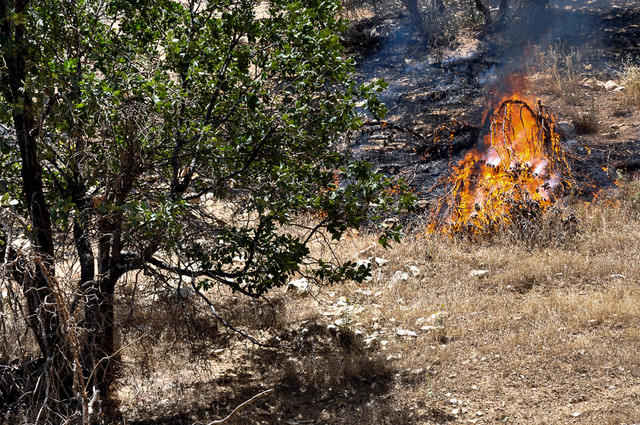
top-left (429, 96), bottom-right (573, 235)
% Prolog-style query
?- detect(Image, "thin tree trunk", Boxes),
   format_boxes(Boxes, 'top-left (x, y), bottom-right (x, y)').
top-left (83, 231), bottom-right (117, 397)
top-left (1, 0), bottom-right (72, 401)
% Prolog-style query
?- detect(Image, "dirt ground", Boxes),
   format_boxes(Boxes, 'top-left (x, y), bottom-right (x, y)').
top-left (115, 1), bottom-right (640, 424)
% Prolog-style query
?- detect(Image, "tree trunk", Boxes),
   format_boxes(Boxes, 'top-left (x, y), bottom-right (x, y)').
top-left (404, 0), bottom-right (425, 38)
top-left (84, 275), bottom-right (117, 397)
top-left (83, 215), bottom-right (124, 399)
top-left (474, 0), bottom-right (492, 29)
top-left (1, 0), bottom-right (72, 401)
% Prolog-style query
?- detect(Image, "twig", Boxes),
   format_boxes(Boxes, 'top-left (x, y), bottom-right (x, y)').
top-left (199, 388), bottom-right (275, 425)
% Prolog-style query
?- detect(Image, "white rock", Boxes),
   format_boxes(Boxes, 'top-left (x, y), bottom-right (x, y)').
top-left (382, 218), bottom-right (398, 228)
top-left (604, 80), bottom-right (619, 91)
top-left (580, 77), bottom-right (600, 89)
top-left (417, 199), bottom-right (429, 209)
top-left (396, 329), bottom-right (418, 337)
top-left (469, 269), bottom-right (489, 278)
top-left (177, 286), bottom-right (195, 298)
top-left (420, 325), bottom-right (437, 332)
top-left (391, 271), bottom-right (409, 284)
top-left (356, 259), bottom-right (372, 269)
top-left (364, 335), bottom-right (378, 348)
top-left (408, 265), bottom-right (421, 277)
top-left (451, 408), bottom-right (460, 415)
top-left (286, 278), bottom-right (311, 295)
top-left (374, 257), bottom-right (389, 267)
top-left (334, 318), bottom-right (348, 327)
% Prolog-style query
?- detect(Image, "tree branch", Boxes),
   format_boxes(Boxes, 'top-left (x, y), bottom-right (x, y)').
top-left (199, 388), bottom-right (274, 425)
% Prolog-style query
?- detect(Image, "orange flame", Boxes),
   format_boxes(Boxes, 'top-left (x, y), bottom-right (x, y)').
top-left (429, 83), bottom-right (572, 234)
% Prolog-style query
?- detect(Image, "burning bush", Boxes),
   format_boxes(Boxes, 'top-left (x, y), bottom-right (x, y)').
top-left (429, 96), bottom-right (573, 235)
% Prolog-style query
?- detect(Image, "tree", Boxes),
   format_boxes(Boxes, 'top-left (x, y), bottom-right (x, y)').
top-left (0, 0), bottom-right (412, 421)
top-left (472, 0), bottom-right (551, 34)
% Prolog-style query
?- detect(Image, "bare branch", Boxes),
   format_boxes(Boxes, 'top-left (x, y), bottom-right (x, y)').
top-left (197, 388), bottom-right (274, 425)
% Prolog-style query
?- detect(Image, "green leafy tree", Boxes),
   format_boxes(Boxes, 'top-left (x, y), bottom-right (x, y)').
top-left (0, 0), bottom-right (412, 420)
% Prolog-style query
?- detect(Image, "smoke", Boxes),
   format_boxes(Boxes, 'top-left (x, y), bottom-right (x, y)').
top-left (487, 0), bottom-right (605, 79)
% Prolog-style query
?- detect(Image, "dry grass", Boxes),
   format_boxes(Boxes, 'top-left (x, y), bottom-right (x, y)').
top-left (113, 176), bottom-right (640, 424)
top-left (317, 186), bottom-right (640, 423)
top-left (619, 59), bottom-right (640, 107)
top-left (572, 97), bottom-right (600, 134)
top-left (535, 43), bottom-right (584, 103)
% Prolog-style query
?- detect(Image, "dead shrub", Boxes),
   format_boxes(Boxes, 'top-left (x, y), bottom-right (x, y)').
top-left (572, 97), bottom-right (599, 134)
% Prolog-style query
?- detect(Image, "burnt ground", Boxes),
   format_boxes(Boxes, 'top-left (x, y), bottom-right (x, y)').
top-left (345, 0), bottom-right (640, 211)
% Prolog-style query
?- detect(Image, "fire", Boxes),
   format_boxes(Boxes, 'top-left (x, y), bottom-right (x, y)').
top-left (429, 88), bottom-right (572, 234)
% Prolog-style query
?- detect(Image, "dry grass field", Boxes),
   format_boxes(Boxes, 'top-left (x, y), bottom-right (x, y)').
top-left (115, 177), bottom-right (640, 425)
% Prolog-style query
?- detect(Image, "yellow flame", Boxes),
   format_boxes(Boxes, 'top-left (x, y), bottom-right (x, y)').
top-left (430, 95), bottom-right (572, 235)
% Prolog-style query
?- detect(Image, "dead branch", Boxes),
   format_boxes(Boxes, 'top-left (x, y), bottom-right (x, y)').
top-left (199, 388), bottom-right (275, 425)
top-left (361, 120), bottom-right (428, 146)
top-left (616, 159), bottom-right (640, 172)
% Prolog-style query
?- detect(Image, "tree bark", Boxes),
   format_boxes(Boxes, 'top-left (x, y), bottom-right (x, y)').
top-left (1, 0), bottom-right (72, 400)
top-left (82, 222), bottom-right (122, 398)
